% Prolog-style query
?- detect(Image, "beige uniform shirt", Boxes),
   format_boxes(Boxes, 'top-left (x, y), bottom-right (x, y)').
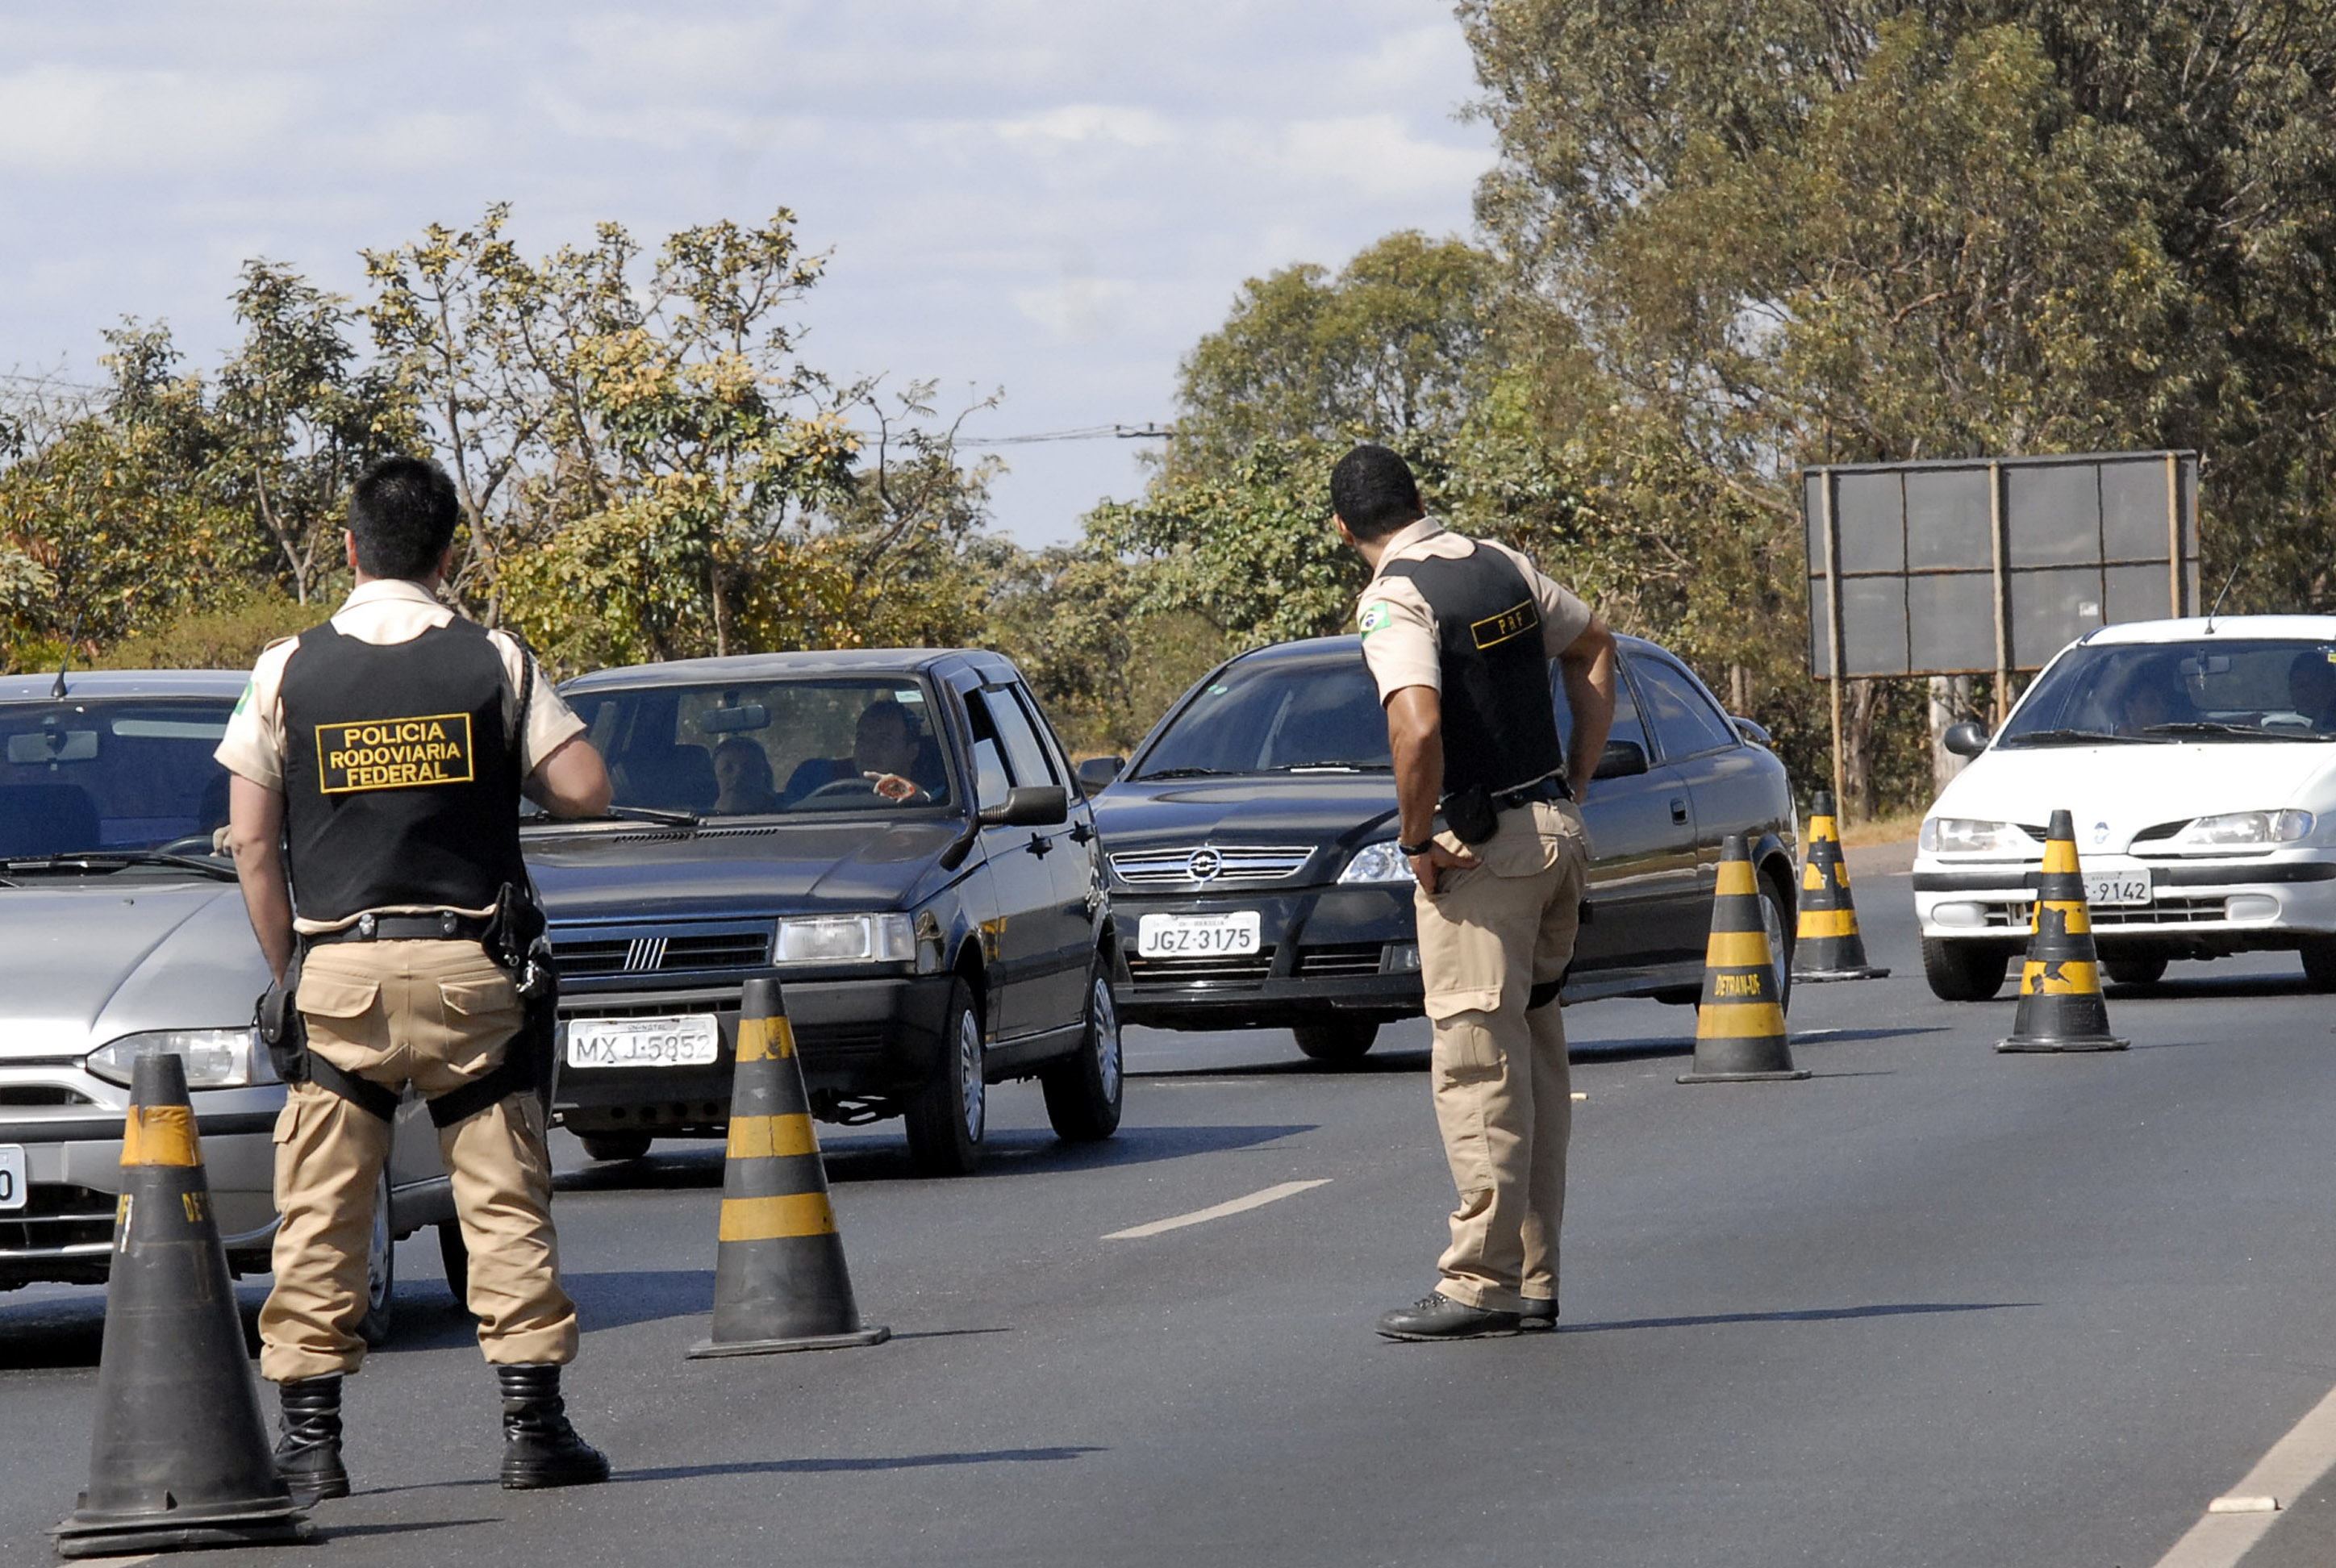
top-left (215, 578), bottom-right (586, 930)
top-left (1354, 518), bottom-right (1592, 702)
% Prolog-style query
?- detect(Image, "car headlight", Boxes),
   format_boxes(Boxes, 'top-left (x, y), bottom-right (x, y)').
top-left (86, 1028), bottom-right (273, 1089)
top-left (773, 913), bottom-right (916, 965)
top-left (2177, 810), bottom-right (2314, 848)
top-left (1337, 841), bottom-right (1416, 884)
top-left (1919, 818), bottom-right (2026, 854)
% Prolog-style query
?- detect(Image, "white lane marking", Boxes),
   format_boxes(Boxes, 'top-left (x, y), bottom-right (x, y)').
top-left (2151, 1379), bottom-right (2336, 1566)
top-left (1103, 1179), bottom-right (1331, 1241)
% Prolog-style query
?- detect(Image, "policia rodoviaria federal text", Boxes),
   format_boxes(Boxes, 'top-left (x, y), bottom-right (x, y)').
top-left (218, 455), bottom-right (615, 1499)
top-left (1331, 444), bottom-right (1619, 1341)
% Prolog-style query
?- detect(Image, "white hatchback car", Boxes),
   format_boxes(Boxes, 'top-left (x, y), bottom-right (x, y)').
top-left (1915, 616), bottom-right (2336, 999)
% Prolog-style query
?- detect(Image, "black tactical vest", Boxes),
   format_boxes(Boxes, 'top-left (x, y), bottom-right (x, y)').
top-left (1376, 542), bottom-right (1566, 800)
top-left (279, 617), bottom-right (528, 923)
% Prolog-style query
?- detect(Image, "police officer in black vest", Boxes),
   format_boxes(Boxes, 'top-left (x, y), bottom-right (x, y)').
top-left (1333, 444), bottom-right (1617, 1340)
top-left (218, 456), bottom-right (614, 1496)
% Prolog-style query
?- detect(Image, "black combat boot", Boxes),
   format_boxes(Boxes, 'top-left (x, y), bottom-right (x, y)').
top-left (497, 1363), bottom-right (611, 1490)
top-left (273, 1374), bottom-right (349, 1504)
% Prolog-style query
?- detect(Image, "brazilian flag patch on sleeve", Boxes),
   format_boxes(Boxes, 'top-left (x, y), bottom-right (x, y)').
top-left (1358, 601), bottom-right (1393, 637)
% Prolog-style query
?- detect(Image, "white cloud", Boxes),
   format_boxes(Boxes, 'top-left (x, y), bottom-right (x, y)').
top-left (0, 63), bottom-right (305, 175)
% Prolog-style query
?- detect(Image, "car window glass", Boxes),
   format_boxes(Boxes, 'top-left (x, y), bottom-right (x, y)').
top-left (1551, 658), bottom-right (1651, 759)
top-left (962, 692), bottom-right (1013, 809)
top-left (561, 678), bottom-right (953, 815)
top-left (1135, 659), bottom-right (1392, 778)
top-left (985, 685), bottom-right (1059, 788)
top-left (1007, 686), bottom-right (1078, 794)
top-left (1996, 640), bottom-right (2336, 744)
top-left (1633, 659), bottom-right (1737, 761)
top-left (0, 699), bottom-right (236, 855)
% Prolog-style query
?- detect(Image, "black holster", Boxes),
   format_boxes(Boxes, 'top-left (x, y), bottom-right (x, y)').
top-left (1442, 786), bottom-right (1500, 846)
top-left (427, 884), bottom-right (560, 1128)
top-left (255, 956), bottom-right (309, 1086)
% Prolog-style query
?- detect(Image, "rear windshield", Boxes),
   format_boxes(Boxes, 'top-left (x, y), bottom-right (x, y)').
top-left (0, 699), bottom-right (236, 855)
top-left (2000, 640), bottom-right (2336, 745)
top-left (1135, 658), bottom-right (1392, 778)
top-left (565, 679), bottom-right (955, 815)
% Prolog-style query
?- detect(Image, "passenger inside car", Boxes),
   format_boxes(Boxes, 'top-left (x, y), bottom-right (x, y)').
top-left (711, 737), bottom-right (782, 815)
top-left (2282, 651), bottom-right (2336, 733)
top-left (780, 699), bottom-right (939, 804)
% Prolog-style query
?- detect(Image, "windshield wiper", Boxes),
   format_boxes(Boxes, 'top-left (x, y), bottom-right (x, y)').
top-left (2000, 728), bottom-right (2161, 747)
top-left (605, 805), bottom-right (701, 827)
top-left (1137, 767), bottom-right (1236, 779)
top-left (2, 850), bottom-right (238, 882)
top-left (2142, 721), bottom-right (2314, 741)
top-left (1279, 764), bottom-right (1393, 774)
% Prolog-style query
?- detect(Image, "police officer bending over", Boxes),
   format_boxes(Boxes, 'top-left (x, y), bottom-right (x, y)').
top-left (217, 456), bottom-right (615, 1499)
top-left (1331, 444), bottom-right (1617, 1341)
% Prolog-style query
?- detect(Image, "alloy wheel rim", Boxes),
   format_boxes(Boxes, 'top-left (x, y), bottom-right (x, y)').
top-left (1092, 977), bottom-right (1122, 1099)
top-left (1761, 884), bottom-right (1787, 988)
top-left (959, 1010), bottom-right (985, 1141)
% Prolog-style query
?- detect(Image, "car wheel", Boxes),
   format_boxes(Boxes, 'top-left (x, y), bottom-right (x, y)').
top-left (1922, 937), bottom-right (2008, 1002)
top-left (437, 1219), bottom-right (470, 1309)
top-left (1758, 867), bottom-right (1796, 1015)
top-left (357, 1166), bottom-right (395, 1348)
top-left (2104, 954), bottom-right (2169, 987)
top-left (904, 979), bottom-right (984, 1176)
top-left (578, 1132), bottom-right (652, 1162)
top-left (1294, 1020), bottom-right (1379, 1063)
top-left (2301, 937), bottom-right (2336, 991)
top-left (1041, 964), bottom-right (1124, 1141)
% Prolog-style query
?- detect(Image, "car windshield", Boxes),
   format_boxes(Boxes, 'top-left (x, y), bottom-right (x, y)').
top-left (565, 678), bottom-right (955, 816)
top-left (1999, 640), bottom-right (2336, 746)
top-left (1135, 657), bottom-right (1392, 778)
top-left (0, 698), bottom-right (236, 856)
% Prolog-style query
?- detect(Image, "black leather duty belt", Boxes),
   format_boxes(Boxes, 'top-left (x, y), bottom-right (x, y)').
top-left (309, 911), bottom-right (495, 945)
top-left (1492, 774), bottom-right (1572, 811)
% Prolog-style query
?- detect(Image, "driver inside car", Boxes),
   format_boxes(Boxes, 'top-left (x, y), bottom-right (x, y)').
top-left (781, 699), bottom-right (934, 805)
top-left (2284, 651), bottom-right (2336, 732)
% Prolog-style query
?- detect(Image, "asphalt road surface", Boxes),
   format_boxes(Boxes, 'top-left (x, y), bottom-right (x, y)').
top-left (10, 856), bottom-right (2336, 1567)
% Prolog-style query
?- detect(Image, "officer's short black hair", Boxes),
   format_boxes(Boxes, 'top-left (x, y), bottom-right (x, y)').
top-left (348, 456), bottom-right (461, 580)
top-left (1329, 444), bottom-right (1425, 540)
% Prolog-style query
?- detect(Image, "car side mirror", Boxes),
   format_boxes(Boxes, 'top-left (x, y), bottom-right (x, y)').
top-left (1730, 715), bottom-right (1773, 748)
top-left (1942, 721), bottom-right (1990, 758)
top-left (1593, 739), bottom-right (1650, 779)
top-left (1075, 756), bottom-right (1123, 792)
top-left (978, 785), bottom-right (1068, 828)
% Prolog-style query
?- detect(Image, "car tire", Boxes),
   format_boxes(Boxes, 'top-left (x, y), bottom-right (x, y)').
top-left (2104, 955), bottom-right (2169, 987)
top-left (1041, 963), bottom-right (1124, 1142)
top-left (578, 1132), bottom-right (652, 1162)
top-left (1923, 937), bottom-right (2008, 1002)
top-left (2301, 937), bottom-right (2336, 991)
top-left (437, 1219), bottom-right (470, 1308)
top-left (904, 979), bottom-right (984, 1176)
top-left (1294, 1020), bottom-right (1379, 1063)
top-left (1758, 865), bottom-right (1796, 1015)
top-left (357, 1166), bottom-right (394, 1348)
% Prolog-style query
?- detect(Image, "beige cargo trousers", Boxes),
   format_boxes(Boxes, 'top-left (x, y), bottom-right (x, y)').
top-left (259, 937), bottom-right (579, 1382)
top-left (1413, 799), bottom-right (1591, 1312)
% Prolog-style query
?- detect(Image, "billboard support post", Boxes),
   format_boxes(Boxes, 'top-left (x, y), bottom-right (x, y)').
top-left (1989, 460), bottom-right (2010, 726)
top-left (1821, 472), bottom-right (1847, 815)
top-left (2166, 451), bottom-right (2183, 617)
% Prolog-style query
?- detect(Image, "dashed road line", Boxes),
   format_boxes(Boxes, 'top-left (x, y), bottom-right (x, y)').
top-left (1103, 1179), bottom-right (1332, 1240)
top-left (2150, 1378), bottom-right (2336, 1566)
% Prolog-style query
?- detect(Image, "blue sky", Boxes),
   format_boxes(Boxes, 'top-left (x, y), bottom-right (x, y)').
top-left (0, 2), bottom-right (1495, 546)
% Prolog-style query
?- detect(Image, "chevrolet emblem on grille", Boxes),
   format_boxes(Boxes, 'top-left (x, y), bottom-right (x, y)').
top-left (1185, 849), bottom-right (1223, 882)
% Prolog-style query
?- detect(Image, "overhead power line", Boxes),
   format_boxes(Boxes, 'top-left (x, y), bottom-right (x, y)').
top-left (957, 423), bottom-right (1172, 448)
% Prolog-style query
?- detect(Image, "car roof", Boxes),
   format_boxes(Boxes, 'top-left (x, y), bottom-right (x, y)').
top-left (1225, 631), bottom-right (1673, 666)
top-left (0, 669), bottom-right (250, 703)
top-left (560, 647), bottom-right (1016, 694)
top-left (2081, 615), bottom-right (2336, 645)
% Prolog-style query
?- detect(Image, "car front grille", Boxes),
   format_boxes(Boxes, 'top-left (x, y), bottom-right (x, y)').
top-left (0, 1184), bottom-right (117, 1257)
top-left (1297, 942), bottom-right (1386, 976)
top-left (1126, 947), bottom-right (1279, 984)
top-left (1984, 896), bottom-right (2235, 929)
top-left (551, 928), bottom-right (771, 979)
top-left (1108, 845), bottom-right (1316, 887)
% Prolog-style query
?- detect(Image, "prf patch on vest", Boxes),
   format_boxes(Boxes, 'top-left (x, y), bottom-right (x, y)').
top-left (315, 715), bottom-right (475, 794)
top-left (1470, 599), bottom-right (1538, 650)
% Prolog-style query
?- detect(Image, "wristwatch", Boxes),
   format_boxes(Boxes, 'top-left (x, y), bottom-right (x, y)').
top-left (1397, 837), bottom-right (1437, 857)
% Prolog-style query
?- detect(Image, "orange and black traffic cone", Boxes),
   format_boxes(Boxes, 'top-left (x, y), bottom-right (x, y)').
top-left (52, 1049), bottom-right (309, 1558)
top-left (1791, 791), bottom-right (1889, 982)
top-left (1997, 809), bottom-right (2129, 1053)
top-left (1679, 835), bottom-right (1811, 1084)
top-left (687, 977), bottom-right (889, 1358)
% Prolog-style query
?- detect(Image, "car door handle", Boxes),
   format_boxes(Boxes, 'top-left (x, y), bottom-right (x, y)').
top-left (1670, 797), bottom-right (1689, 825)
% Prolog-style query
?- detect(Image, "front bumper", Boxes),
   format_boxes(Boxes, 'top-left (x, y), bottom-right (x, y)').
top-left (1111, 884), bottom-right (1425, 1031)
top-left (553, 971), bottom-right (957, 1133)
top-left (1913, 852), bottom-right (2336, 952)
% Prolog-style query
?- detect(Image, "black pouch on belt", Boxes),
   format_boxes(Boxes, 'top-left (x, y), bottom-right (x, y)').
top-left (254, 953), bottom-right (309, 1086)
top-left (1443, 786), bottom-right (1500, 846)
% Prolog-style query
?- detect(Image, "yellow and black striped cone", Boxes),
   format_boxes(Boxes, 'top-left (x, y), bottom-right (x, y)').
top-left (52, 1049), bottom-right (309, 1558)
top-left (1679, 834), bottom-right (1811, 1084)
top-left (688, 977), bottom-right (889, 1357)
top-left (1791, 791), bottom-right (1890, 982)
top-left (1997, 809), bottom-right (2128, 1053)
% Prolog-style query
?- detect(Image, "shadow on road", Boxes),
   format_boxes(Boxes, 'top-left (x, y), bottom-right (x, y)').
top-left (0, 1287), bottom-right (270, 1371)
top-left (365, 1446), bottom-right (1104, 1497)
top-left (1559, 1300), bottom-right (2035, 1335)
top-left (557, 1122), bottom-right (1317, 1193)
top-left (1132, 1049), bottom-right (1433, 1080)
top-left (1573, 1024), bottom-right (1947, 1063)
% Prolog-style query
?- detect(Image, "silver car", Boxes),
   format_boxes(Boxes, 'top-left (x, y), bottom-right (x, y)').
top-left (0, 669), bottom-right (453, 1337)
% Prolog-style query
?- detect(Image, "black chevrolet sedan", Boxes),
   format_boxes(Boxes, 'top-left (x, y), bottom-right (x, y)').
top-left (526, 649), bottom-right (1120, 1175)
top-left (1084, 634), bottom-right (1798, 1061)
